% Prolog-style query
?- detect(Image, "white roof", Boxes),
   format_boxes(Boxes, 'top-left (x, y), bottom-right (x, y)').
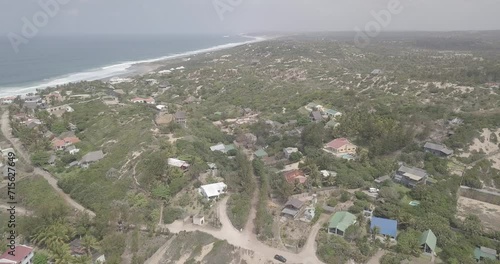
top-left (284, 147), bottom-right (299, 153)
top-left (168, 158), bottom-right (189, 168)
top-left (200, 182), bottom-right (227, 197)
top-left (210, 143), bottom-right (225, 152)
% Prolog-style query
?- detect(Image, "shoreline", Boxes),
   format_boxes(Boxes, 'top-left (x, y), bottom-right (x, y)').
top-left (0, 35), bottom-right (270, 98)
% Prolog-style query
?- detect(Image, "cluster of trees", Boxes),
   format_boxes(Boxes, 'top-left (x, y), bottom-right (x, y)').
top-left (226, 151), bottom-right (256, 229)
top-left (252, 159), bottom-right (274, 240)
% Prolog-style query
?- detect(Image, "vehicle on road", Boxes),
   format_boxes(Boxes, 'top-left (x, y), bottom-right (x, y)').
top-left (274, 254), bottom-right (287, 263)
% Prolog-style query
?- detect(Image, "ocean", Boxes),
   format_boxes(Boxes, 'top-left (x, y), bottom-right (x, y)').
top-left (0, 34), bottom-right (257, 97)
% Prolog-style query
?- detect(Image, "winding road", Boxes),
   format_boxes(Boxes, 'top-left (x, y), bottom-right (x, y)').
top-left (1, 110), bottom-right (96, 218)
top-left (161, 196), bottom-right (326, 264)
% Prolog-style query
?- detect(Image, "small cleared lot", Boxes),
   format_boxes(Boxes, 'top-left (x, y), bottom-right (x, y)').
top-left (457, 196), bottom-right (500, 232)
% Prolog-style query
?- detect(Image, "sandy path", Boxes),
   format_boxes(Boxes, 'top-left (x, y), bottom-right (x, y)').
top-left (160, 196), bottom-right (326, 264)
top-left (1, 111), bottom-right (96, 218)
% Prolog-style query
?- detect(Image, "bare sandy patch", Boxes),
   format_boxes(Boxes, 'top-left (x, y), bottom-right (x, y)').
top-left (194, 242), bottom-right (214, 262)
top-left (457, 196), bottom-right (500, 232)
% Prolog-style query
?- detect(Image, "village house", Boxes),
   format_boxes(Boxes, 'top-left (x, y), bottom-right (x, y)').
top-left (281, 198), bottom-right (305, 219)
top-left (168, 158), bottom-right (190, 170)
top-left (324, 108), bottom-right (342, 119)
top-left (52, 136), bottom-right (81, 151)
top-left (0, 244), bottom-right (34, 264)
top-left (210, 143), bottom-right (235, 154)
top-left (66, 145), bottom-right (80, 155)
top-left (174, 111), bottom-right (187, 127)
top-left (474, 246), bottom-right (498, 262)
top-left (423, 142), bottom-right (454, 157)
top-left (374, 175), bottom-right (391, 184)
top-left (130, 97), bottom-right (155, 104)
top-left (328, 211), bottom-right (357, 236)
top-left (0, 96), bottom-right (16, 104)
top-left (310, 111), bottom-right (323, 122)
top-left (283, 147), bottom-right (299, 159)
top-left (283, 169), bottom-right (307, 184)
top-left (48, 154), bottom-right (56, 166)
top-left (44, 91), bottom-right (63, 104)
top-left (305, 102), bottom-right (324, 112)
top-left (199, 182), bottom-right (227, 199)
top-left (24, 95), bottom-right (41, 103)
top-left (193, 215), bottom-right (205, 226)
top-left (420, 229), bottom-right (437, 255)
top-left (325, 138), bottom-right (357, 155)
top-left (254, 148), bottom-right (268, 159)
top-left (80, 150), bottom-right (104, 168)
top-left (394, 165), bottom-right (429, 188)
top-left (370, 217), bottom-right (398, 239)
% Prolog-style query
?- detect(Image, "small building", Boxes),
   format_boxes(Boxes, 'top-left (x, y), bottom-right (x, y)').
top-left (283, 169), bottom-right (307, 184)
top-left (254, 149), bottom-right (268, 159)
top-left (48, 154), bottom-right (56, 166)
top-left (174, 111), bottom-right (187, 127)
top-left (424, 142), bottom-right (453, 157)
top-left (281, 198), bottom-right (305, 219)
top-left (420, 229), bottom-right (437, 255)
top-left (371, 69), bottom-right (383, 75)
top-left (283, 147), bottom-right (299, 159)
top-left (394, 165), bottom-right (428, 188)
top-left (310, 111), bottom-right (323, 122)
top-left (325, 138), bottom-right (357, 155)
top-left (324, 109), bottom-right (342, 118)
top-left (199, 182), bottom-right (227, 199)
top-left (320, 170), bottom-right (337, 178)
top-left (0, 244), bottom-right (34, 264)
top-left (328, 211), bottom-right (357, 236)
top-left (210, 143), bottom-right (235, 154)
top-left (80, 150), bottom-right (104, 168)
top-left (130, 97), bottom-right (155, 104)
top-left (70, 238), bottom-right (86, 256)
top-left (374, 175), bottom-right (391, 184)
top-left (370, 217), bottom-right (397, 238)
top-left (66, 145), bottom-right (80, 155)
top-left (474, 246), bottom-right (498, 262)
top-left (193, 215), bottom-right (205, 226)
top-left (168, 158), bottom-right (190, 170)
top-left (1, 96), bottom-right (16, 104)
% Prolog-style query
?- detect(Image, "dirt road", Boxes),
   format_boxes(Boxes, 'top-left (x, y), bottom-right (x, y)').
top-left (1, 111), bottom-right (96, 218)
top-left (161, 196), bottom-right (325, 264)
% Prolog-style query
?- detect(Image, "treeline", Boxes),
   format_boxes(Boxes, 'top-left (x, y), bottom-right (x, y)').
top-left (252, 159), bottom-right (274, 240)
top-left (226, 151), bottom-right (256, 229)
top-left (336, 111), bottom-right (414, 157)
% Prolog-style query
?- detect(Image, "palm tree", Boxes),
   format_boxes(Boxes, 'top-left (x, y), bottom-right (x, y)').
top-left (81, 235), bottom-right (100, 256)
top-left (50, 242), bottom-right (73, 264)
top-left (372, 226), bottom-right (380, 240)
top-left (32, 222), bottom-right (73, 249)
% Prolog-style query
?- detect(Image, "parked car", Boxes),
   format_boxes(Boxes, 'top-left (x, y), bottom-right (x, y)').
top-left (274, 254), bottom-right (287, 263)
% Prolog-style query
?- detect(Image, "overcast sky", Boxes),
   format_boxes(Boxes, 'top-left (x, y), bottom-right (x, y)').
top-left (1, 0), bottom-right (499, 35)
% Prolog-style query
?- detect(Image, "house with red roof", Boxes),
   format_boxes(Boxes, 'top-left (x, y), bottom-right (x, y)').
top-left (52, 136), bottom-right (81, 151)
top-left (325, 138), bottom-right (357, 155)
top-left (0, 245), bottom-right (34, 264)
top-left (283, 169), bottom-right (307, 184)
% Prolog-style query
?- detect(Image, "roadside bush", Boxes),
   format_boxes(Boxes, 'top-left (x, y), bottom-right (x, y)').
top-left (163, 207), bottom-right (184, 224)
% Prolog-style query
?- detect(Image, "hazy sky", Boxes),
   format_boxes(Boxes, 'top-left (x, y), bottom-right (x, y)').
top-left (1, 0), bottom-right (499, 35)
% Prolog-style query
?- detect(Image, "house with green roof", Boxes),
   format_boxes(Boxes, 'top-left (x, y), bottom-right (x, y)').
top-left (254, 149), bottom-right (268, 158)
top-left (474, 246), bottom-right (498, 262)
top-left (324, 108), bottom-right (342, 118)
top-left (328, 211), bottom-right (356, 236)
top-left (420, 229), bottom-right (437, 254)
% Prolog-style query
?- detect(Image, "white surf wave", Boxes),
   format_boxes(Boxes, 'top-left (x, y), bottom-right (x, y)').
top-left (0, 35), bottom-right (266, 98)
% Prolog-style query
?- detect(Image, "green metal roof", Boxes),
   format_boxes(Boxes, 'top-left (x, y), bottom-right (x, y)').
top-left (224, 144), bottom-right (236, 152)
top-left (325, 109), bottom-right (339, 115)
top-left (328, 211), bottom-right (356, 232)
top-left (474, 247), bottom-right (498, 261)
top-left (254, 149), bottom-right (268, 158)
top-left (420, 229), bottom-right (437, 252)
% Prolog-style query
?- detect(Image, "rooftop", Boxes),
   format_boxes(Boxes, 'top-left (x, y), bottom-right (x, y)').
top-left (420, 229), bottom-right (437, 252)
top-left (81, 150), bottom-right (104, 164)
top-left (329, 211), bottom-right (357, 232)
top-left (398, 165), bottom-right (428, 181)
top-left (0, 245), bottom-right (33, 263)
top-left (370, 217), bottom-right (398, 238)
top-left (285, 198), bottom-right (304, 209)
top-left (326, 138), bottom-right (353, 149)
top-left (200, 182), bottom-right (227, 197)
top-left (424, 142), bottom-right (453, 155)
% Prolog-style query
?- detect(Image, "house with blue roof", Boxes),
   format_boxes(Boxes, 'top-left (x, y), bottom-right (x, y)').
top-left (324, 108), bottom-right (342, 118)
top-left (370, 217), bottom-right (398, 238)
